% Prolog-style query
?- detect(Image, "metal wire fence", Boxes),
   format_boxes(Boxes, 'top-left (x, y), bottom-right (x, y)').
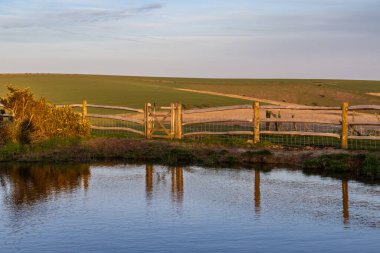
top-left (88, 117), bottom-right (145, 139)
top-left (62, 102), bottom-right (380, 150)
top-left (181, 105), bottom-right (380, 150)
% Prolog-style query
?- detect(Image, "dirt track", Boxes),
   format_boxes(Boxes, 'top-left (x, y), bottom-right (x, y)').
top-left (175, 88), bottom-right (300, 106)
top-left (125, 88), bottom-right (380, 125)
top-left (367, 93), bottom-right (380, 97)
top-left (172, 88), bottom-right (379, 124)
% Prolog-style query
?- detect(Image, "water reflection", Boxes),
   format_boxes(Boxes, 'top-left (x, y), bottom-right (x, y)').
top-left (254, 170), bottom-right (261, 215)
top-left (251, 169), bottom-right (352, 223)
top-left (342, 180), bottom-right (349, 224)
top-left (0, 164), bottom-right (356, 225)
top-left (171, 167), bottom-right (184, 203)
top-left (0, 164), bottom-right (378, 252)
top-left (0, 163), bottom-right (90, 209)
top-left (145, 165), bottom-right (184, 204)
top-left (146, 164), bottom-right (153, 201)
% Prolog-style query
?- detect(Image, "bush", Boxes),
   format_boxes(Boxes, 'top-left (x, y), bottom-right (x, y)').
top-left (0, 86), bottom-right (90, 145)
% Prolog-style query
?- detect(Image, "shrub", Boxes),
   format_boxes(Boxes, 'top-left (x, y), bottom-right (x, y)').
top-left (0, 86), bottom-right (90, 145)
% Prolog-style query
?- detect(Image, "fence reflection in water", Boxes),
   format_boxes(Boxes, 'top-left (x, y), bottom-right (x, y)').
top-left (0, 164), bottom-right (353, 225)
top-left (342, 180), bottom-right (350, 224)
top-left (254, 169), bottom-right (261, 215)
top-left (144, 166), bottom-right (351, 224)
top-left (254, 170), bottom-right (350, 223)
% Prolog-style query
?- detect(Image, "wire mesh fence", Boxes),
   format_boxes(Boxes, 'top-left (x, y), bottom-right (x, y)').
top-left (181, 105), bottom-right (380, 150)
top-left (345, 109), bottom-right (380, 150)
top-left (88, 117), bottom-right (145, 139)
top-left (53, 102), bottom-right (380, 150)
top-left (258, 108), bottom-right (342, 148)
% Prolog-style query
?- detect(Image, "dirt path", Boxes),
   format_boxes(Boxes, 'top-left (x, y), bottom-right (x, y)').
top-left (123, 88), bottom-right (380, 128)
top-left (172, 88), bottom-right (380, 125)
top-left (367, 93), bottom-right (380, 97)
top-left (175, 88), bottom-right (301, 106)
top-left (125, 88), bottom-right (378, 124)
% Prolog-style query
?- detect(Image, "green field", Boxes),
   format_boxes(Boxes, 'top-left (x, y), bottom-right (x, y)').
top-left (1, 74), bottom-right (380, 108)
top-left (0, 74), bottom-right (245, 109)
top-left (158, 77), bottom-right (380, 106)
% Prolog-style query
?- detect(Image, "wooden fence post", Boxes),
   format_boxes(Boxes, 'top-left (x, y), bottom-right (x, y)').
top-left (144, 103), bottom-right (153, 139)
top-left (175, 102), bottom-right (183, 139)
top-left (170, 103), bottom-right (176, 139)
top-left (253, 102), bottom-right (260, 144)
top-left (341, 102), bottom-right (349, 149)
top-left (82, 100), bottom-right (87, 123)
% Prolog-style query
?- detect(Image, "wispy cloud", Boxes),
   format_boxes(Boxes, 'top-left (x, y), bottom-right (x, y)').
top-left (55, 4), bottom-right (163, 23)
top-left (0, 3), bottom-right (163, 28)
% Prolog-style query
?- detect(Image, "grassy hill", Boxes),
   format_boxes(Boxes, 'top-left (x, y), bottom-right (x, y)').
top-left (1, 74), bottom-right (380, 108)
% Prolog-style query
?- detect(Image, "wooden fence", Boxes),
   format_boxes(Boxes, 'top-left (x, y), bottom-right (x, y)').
top-left (2, 101), bottom-right (380, 149)
top-left (76, 101), bottom-right (380, 149)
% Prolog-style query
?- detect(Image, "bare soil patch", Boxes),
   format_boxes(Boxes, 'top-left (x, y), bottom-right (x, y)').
top-left (175, 88), bottom-right (299, 106)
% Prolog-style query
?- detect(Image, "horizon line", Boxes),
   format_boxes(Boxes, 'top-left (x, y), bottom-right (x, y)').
top-left (1, 72), bottom-right (379, 82)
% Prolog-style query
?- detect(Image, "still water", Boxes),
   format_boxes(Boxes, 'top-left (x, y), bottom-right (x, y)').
top-left (0, 164), bottom-right (379, 253)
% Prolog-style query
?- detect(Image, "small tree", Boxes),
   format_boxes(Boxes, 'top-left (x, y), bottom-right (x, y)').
top-left (0, 86), bottom-right (90, 144)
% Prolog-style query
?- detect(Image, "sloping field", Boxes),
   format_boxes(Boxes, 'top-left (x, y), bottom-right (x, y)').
top-left (0, 74), bottom-right (245, 108)
top-left (1, 74), bottom-right (380, 107)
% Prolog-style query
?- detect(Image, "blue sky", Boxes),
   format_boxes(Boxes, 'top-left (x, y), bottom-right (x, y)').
top-left (0, 0), bottom-right (379, 79)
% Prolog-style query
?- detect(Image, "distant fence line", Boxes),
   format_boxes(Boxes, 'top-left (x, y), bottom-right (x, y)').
top-left (2, 101), bottom-right (380, 149)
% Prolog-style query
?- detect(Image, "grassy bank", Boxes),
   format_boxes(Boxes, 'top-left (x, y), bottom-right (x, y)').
top-left (0, 137), bottom-right (378, 183)
top-left (302, 154), bottom-right (380, 182)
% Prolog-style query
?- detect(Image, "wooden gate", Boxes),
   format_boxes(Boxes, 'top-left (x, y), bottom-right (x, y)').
top-left (144, 103), bottom-right (182, 139)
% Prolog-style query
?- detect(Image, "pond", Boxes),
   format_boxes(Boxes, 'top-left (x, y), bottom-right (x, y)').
top-left (0, 164), bottom-right (379, 253)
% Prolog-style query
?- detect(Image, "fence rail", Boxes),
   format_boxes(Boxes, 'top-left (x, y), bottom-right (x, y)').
top-left (2, 100), bottom-right (380, 149)
top-left (57, 103), bottom-right (144, 113)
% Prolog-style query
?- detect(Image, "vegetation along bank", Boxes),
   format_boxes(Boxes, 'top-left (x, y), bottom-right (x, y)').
top-left (0, 138), bottom-right (379, 183)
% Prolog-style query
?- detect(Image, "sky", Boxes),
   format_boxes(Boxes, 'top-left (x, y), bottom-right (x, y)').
top-left (0, 0), bottom-right (379, 80)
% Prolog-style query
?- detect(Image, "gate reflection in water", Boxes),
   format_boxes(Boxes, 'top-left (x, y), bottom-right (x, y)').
top-left (145, 165), bottom-right (184, 204)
